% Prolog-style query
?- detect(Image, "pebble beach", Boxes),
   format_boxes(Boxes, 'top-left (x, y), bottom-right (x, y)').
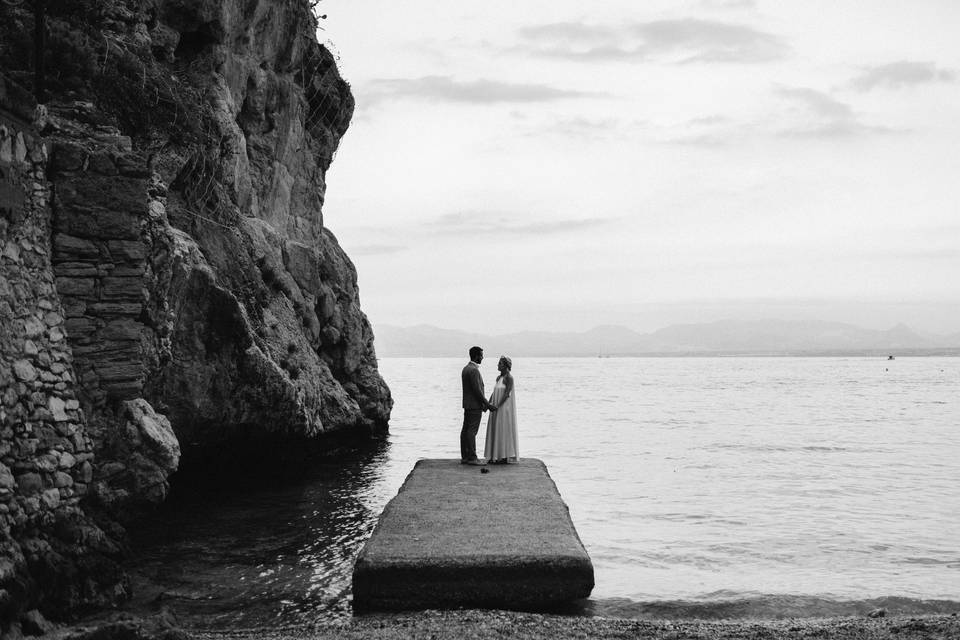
top-left (185, 610), bottom-right (960, 640)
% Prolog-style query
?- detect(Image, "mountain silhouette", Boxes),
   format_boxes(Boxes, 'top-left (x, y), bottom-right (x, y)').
top-left (373, 319), bottom-right (960, 357)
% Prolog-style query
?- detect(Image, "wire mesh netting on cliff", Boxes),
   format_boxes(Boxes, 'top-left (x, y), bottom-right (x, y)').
top-left (300, 42), bottom-right (352, 169)
top-left (0, 0), bottom-right (350, 233)
top-left (168, 44), bottom-right (350, 233)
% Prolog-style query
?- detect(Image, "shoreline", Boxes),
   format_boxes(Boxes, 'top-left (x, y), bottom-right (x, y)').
top-left (51, 590), bottom-right (960, 639)
top-left (178, 610), bottom-right (960, 640)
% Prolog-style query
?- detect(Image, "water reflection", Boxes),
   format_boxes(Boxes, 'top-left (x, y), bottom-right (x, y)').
top-left (127, 438), bottom-right (391, 628)
top-left (124, 357), bottom-right (960, 626)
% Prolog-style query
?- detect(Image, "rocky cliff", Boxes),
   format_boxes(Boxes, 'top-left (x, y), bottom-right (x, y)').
top-left (0, 0), bottom-right (391, 628)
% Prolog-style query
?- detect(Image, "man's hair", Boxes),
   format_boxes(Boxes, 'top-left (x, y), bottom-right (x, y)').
top-left (469, 346), bottom-right (483, 360)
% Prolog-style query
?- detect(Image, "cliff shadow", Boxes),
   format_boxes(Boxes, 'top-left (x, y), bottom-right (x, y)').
top-left (122, 434), bottom-right (392, 627)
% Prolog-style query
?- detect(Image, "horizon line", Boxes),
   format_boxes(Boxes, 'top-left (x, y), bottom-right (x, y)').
top-left (373, 318), bottom-right (960, 338)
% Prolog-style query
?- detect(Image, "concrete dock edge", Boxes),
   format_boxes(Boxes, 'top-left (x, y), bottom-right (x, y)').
top-left (352, 458), bottom-right (594, 612)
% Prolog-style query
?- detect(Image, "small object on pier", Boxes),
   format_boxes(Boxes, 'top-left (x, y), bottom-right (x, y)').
top-left (352, 458), bottom-right (594, 612)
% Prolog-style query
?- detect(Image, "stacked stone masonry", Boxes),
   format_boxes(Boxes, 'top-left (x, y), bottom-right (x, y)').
top-left (0, 86), bottom-right (178, 631)
top-left (0, 99), bottom-right (127, 626)
top-left (48, 111), bottom-right (152, 407)
top-left (0, 108), bottom-right (95, 532)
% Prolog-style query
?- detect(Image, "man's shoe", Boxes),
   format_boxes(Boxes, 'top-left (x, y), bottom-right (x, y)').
top-left (467, 459), bottom-right (486, 466)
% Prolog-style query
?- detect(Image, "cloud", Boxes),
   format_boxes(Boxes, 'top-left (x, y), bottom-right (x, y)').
top-left (518, 115), bottom-right (624, 139)
top-left (701, 0), bottom-right (756, 8)
top-left (517, 18), bottom-right (787, 63)
top-left (774, 87), bottom-right (898, 138)
top-left (664, 115), bottom-right (736, 145)
top-left (886, 248), bottom-right (960, 261)
top-left (778, 87), bottom-right (854, 120)
top-left (427, 211), bottom-right (612, 237)
top-left (349, 244), bottom-right (408, 256)
top-left (687, 115), bottom-right (733, 126)
top-left (664, 132), bottom-right (733, 147)
top-left (649, 114), bottom-right (750, 147)
top-left (361, 75), bottom-right (593, 105)
top-left (655, 91), bottom-right (901, 144)
top-left (850, 61), bottom-right (956, 91)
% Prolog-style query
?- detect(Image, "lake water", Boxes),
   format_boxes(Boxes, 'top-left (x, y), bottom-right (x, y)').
top-left (129, 356), bottom-right (960, 628)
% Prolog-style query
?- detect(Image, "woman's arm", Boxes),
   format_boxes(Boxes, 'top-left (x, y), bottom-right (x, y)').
top-left (497, 374), bottom-right (514, 408)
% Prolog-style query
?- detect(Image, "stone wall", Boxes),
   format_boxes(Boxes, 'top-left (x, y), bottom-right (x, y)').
top-left (47, 107), bottom-right (153, 407)
top-left (0, 89), bottom-right (125, 628)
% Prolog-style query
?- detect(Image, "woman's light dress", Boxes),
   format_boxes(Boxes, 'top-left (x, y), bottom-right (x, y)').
top-left (484, 376), bottom-right (519, 462)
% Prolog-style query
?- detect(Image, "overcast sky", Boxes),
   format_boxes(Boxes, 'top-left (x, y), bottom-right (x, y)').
top-left (320, 0), bottom-right (960, 335)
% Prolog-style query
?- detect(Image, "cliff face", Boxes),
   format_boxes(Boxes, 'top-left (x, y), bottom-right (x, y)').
top-left (40, 0), bottom-right (391, 442)
top-left (0, 0), bottom-right (391, 625)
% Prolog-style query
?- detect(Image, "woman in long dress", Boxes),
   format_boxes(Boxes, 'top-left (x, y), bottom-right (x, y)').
top-left (484, 356), bottom-right (519, 464)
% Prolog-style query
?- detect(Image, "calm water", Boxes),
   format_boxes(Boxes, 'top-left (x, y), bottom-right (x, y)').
top-left (129, 357), bottom-right (960, 627)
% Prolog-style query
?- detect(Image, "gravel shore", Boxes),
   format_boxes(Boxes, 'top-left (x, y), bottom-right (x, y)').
top-left (188, 610), bottom-right (960, 640)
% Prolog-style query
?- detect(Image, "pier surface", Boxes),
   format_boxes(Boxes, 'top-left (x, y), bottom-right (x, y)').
top-left (352, 458), bottom-right (594, 612)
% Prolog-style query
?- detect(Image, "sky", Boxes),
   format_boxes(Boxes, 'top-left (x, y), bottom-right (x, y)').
top-left (319, 0), bottom-right (960, 335)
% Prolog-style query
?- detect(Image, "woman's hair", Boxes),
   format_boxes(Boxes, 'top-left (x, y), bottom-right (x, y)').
top-left (499, 355), bottom-right (512, 370)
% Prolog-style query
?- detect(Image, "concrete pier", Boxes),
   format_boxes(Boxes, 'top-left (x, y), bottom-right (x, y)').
top-left (352, 458), bottom-right (594, 612)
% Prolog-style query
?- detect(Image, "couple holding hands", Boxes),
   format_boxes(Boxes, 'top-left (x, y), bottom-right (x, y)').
top-left (460, 346), bottom-right (519, 466)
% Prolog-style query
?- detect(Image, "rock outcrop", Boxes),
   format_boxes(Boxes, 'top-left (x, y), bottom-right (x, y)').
top-left (33, 0), bottom-right (392, 444)
top-left (1, 0), bottom-right (391, 627)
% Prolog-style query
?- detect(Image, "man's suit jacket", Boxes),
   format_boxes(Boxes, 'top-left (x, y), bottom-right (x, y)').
top-left (461, 362), bottom-right (487, 410)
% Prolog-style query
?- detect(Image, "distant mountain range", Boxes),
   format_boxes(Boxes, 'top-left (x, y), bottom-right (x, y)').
top-left (372, 320), bottom-right (960, 357)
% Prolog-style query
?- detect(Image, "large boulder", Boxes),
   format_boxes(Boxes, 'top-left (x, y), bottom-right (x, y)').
top-left (94, 399), bottom-right (181, 517)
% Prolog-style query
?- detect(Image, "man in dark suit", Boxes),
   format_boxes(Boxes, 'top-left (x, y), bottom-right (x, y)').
top-left (461, 345), bottom-right (496, 465)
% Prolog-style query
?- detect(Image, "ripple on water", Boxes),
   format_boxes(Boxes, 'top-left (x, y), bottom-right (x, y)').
top-left (128, 357), bottom-right (960, 627)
